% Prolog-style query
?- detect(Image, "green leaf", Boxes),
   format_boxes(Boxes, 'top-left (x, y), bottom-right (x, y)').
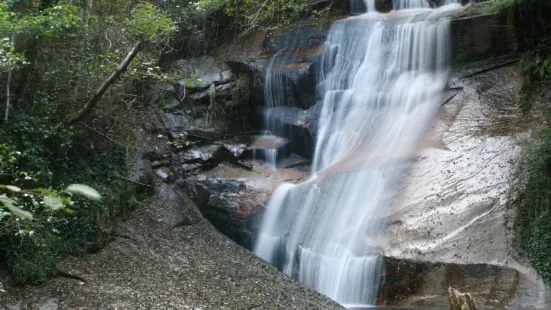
top-left (5, 185), bottom-right (21, 192)
top-left (0, 195), bottom-right (33, 220)
top-left (43, 196), bottom-right (64, 210)
top-left (65, 184), bottom-right (101, 201)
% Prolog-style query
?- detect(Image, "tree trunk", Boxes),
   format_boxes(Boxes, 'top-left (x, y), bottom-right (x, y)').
top-left (62, 41), bottom-right (142, 126)
top-left (3, 69), bottom-right (12, 123)
top-left (3, 35), bottom-right (14, 123)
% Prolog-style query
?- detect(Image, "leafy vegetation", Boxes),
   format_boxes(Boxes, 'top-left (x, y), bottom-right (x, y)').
top-left (0, 144), bottom-right (103, 284)
top-left (489, 0), bottom-right (551, 285)
top-left (511, 123), bottom-right (551, 283)
top-left (0, 0), bottom-right (177, 286)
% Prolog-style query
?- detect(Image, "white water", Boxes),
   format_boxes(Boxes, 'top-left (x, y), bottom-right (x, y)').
top-left (255, 2), bottom-right (460, 307)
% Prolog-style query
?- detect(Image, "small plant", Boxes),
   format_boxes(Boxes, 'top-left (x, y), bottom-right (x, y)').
top-left (510, 120), bottom-right (551, 284)
top-left (0, 144), bottom-right (102, 284)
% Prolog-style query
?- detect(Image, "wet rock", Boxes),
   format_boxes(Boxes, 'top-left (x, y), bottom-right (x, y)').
top-left (276, 61), bottom-right (318, 109)
top-left (221, 136), bottom-right (250, 158)
top-left (450, 11), bottom-right (517, 64)
top-left (176, 145), bottom-right (234, 164)
top-left (226, 60), bottom-right (265, 112)
top-left (278, 153), bottom-right (310, 169)
top-left (449, 287), bottom-right (478, 310)
top-left (179, 178), bottom-right (271, 247)
top-left (158, 111), bottom-right (192, 133)
top-left (248, 135), bottom-right (288, 150)
top-left (381, 257), bottom-right (518, 308)
top-left (173, 163), bottom-right (204, 177)
top-left (264, 107), bottom-right (316, 159)
top-left (154, 167), bottom-right (174, 183)
top-left (190, 89), bottom-right (211, 105)
top-left (221, 70), bottom-right (233, 83)
top-left (151, 159), bottom-right (170, 169)
top-left (215, 83), bottom-right (232, 98)
top-left (171, 57), bottom-right (230, 89)
top-left (263, 24), bottom-right (330, 55)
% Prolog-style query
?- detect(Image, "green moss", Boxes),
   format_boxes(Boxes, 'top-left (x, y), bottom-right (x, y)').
top-left (454, 53), bottom-right (497, 69)
top-left (456, 0), bottom-right (516, 17)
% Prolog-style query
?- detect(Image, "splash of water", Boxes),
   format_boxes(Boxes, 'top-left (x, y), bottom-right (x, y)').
top-left (255, 3), bottom-right (459, 307)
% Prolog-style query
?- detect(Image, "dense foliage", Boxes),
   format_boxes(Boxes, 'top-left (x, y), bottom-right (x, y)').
top-left (0, 0), bottom-right (175, 286)
top-left (0, 0), bottom-right (334, 288)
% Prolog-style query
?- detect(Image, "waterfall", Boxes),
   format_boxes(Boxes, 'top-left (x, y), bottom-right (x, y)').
top-left (393, 0), bottom-right (430, 9)
top-left (255, 3), bottom-right (461, 307)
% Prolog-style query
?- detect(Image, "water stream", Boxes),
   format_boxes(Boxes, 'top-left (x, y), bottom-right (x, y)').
top-left (255, 1), bottom-right (462, 307)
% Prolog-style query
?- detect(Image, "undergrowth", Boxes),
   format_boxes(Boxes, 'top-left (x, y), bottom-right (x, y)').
top-left (510, 123), bottom-right (551, 283)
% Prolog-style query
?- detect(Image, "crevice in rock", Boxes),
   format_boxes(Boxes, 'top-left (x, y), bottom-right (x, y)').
top-left (56, 270), bottom-right (87, 283)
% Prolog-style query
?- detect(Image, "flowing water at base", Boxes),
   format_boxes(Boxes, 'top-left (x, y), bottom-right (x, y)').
top-left (255, 2), bottom-right (462, 307)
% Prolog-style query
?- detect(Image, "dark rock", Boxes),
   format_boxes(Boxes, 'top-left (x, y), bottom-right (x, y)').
top-left (381, 257), bottom-right (520, 308)
top-left (263, 24), bottom-right (330, 54)
top-left (153, 82), bottom-right (176, 94)
top-left (179, 178), bottom-right (271, 248)
top-left (450, 12), bottom-right (517, 65)
top-left (190, 89), bottom-right (211, 105)
top-left (158, 111), bottom-right (192, 133)
top-left (171, 57), bottom-right (228, 90)
top-left (173, 163), bottom-right (204, 177)
top-left (226, 60), bottom-right (266, 112)
top-left (278, 153), bottom-right (310, 169)
top-left (264, 106), bottom-right (316, 159)
top-left (151, 159), bottom-right (170, 169)
top-left (222, 140), bottom-right (249, 158)
top-left (176, 145), bottom-right (233, 164)
top-left (215, 83), bottom-right (232, 98)
top-left (162, 97), bottom-right (181, 110)
top-left (149, 183), bottom-right (202, 228)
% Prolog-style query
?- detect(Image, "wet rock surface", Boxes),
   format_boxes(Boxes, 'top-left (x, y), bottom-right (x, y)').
top-left (179, 162), bottom-right (308, 248)
top-left (384, 63), bottom-right (550, 307)
top-left (381, 257), bottom-right (517, 308)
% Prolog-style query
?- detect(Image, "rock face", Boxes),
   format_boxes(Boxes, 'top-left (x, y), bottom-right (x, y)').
top-left (179, 162), bottom-right (308, 248)
top-left (381, 257), bottom-right (516, 307)
top-left (179, 177), bottom-right (270, 248)
top-left (450, 10), bottom-right (517, 64)
top-left (382, 62), bottom-right (549, 307)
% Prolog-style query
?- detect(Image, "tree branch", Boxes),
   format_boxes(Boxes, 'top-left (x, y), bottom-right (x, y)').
top-left (3, 35), bottom-right (14, 123)
top-left (61, 41), bottom-right (142, 126)
top-left (3, 68), bottom-right (12, 123)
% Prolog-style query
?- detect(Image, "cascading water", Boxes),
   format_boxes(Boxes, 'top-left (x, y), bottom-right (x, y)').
top-left (255, 2), bottom-right (462, 307)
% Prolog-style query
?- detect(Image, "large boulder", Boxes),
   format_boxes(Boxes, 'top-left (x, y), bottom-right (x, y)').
top-left (381, 257), bottom-right (518, 308)
top-left (171, 56), bottom-right (233, 89)
top-left (178, 163), bottom-right (308, 248)
top-left (178, 177), bottom-right (271, 248)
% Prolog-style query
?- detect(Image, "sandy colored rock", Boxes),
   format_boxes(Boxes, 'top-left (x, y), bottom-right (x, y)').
top-left (448, 287), bottom-right (478, 310)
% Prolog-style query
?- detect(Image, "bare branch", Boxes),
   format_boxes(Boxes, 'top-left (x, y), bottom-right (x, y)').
top-left (60, 41), bottom-right (142, 126)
